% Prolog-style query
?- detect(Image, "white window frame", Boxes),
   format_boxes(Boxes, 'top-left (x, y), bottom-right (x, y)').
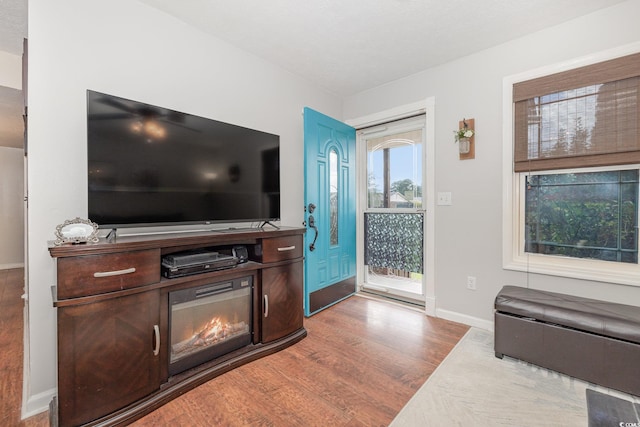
top-left (502, 43), bottom-right (640, 287)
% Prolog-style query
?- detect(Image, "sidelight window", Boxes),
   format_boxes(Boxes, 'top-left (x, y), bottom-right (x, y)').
top-left (329, 148), bottom-right (339, 246)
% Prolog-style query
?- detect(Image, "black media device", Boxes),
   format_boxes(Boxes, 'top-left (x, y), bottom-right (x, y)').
top-left (232, 245), bottom-right (249, 263)
top-left (87, 90), bottom-right (280, 229)
top-left (161, 250), bottom-right (238, 279)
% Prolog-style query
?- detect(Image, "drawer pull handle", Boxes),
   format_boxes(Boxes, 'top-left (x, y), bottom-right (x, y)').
top-left (153, 324), bottom-right (160, 356)
top-left (264, 294), bottom-right (269, 318)
top-left (93, 267), bottom-right (136, 278)
top-left (277, 246), bottom-right (296, 252)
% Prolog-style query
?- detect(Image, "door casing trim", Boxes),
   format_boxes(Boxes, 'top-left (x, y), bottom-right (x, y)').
top-left (347, 98), bottom-right (436, 316)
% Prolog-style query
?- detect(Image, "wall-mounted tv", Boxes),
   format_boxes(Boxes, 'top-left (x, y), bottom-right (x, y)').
top-left (87, 90), bottom-right (280, 229)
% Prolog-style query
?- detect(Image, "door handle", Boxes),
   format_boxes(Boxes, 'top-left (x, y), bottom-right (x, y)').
top-left (308, 215), bottom-right (318, 251)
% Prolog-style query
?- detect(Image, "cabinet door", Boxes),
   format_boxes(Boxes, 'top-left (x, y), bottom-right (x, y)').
top-left (262, 260), bottom-right (304, 343)
top-left (57, 290), bottom-right (161, 426)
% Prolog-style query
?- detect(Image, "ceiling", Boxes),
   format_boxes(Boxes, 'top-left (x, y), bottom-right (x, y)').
top-left (0, 0), bottom-right (629, 148)
top-left (138, 0), bottom-right (627, 97)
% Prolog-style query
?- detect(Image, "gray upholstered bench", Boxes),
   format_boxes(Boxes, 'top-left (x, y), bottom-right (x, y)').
top-left (494, 285), bottom-right (640, 397)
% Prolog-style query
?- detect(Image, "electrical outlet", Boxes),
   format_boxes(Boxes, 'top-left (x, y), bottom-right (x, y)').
top-left (466, 276), bottom-right (477, 290)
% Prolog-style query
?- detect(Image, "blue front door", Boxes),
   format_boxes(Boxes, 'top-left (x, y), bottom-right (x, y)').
top-left (303, 107), bottom-right (356, 316)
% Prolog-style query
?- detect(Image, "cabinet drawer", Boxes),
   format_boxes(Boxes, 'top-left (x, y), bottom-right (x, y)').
top-left (261, 236), bottom-right (303, 263)
top-left (56, 249), bottom-right (161, 299)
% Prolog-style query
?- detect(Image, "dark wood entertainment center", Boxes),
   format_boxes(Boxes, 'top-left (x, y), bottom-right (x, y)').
top-left (49, 227), bottom-right (306, 427)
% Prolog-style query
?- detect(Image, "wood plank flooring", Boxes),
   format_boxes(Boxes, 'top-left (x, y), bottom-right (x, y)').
top-left (133, 297), bottom-right (469, 426)
top-left (0, 268), bottom-right (48, 427)
top-left (2, 268), bottom-right (469, 426)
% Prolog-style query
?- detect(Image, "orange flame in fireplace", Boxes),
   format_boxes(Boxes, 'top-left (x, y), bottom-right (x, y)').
top-left (172, 316), bottom-right (249, 360)
top-left (194, 317), bottom-right (230, 346)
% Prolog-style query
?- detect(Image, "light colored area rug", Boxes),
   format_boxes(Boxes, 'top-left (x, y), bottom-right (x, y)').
top-left (391, 327), bottom-right (638, 427)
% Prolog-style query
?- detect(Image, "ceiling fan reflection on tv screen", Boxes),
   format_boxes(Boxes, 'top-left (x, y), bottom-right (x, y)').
top-left (87, 90), bottom-right (281, 232)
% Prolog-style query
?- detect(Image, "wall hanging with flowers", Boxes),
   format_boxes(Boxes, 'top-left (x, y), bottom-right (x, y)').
top-left (454, 118), bottom-right (475, 159)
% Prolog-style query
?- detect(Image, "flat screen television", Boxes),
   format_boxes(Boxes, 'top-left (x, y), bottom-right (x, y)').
top-left (87, 90), bottom-right (280, 229)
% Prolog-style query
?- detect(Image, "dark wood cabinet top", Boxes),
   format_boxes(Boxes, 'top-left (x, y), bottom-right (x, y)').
top-left (49, 226), bottom-right (305, 258)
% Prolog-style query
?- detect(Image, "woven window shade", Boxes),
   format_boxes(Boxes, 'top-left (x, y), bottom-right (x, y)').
top-left (513, 53), bottom-right (640, 172)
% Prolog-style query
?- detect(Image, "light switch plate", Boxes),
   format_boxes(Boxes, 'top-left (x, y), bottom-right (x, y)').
top-left (437, 192), bottom-right (452, 206)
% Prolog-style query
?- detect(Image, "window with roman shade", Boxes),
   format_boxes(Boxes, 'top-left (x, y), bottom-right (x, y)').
top-left (513, 52), bottom-right (640, 173)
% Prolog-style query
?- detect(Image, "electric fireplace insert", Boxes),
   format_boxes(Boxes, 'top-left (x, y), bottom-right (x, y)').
top-left (169, 276), bottom-right (252, 375)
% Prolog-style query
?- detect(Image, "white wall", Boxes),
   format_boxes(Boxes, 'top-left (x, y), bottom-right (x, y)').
top-left (344, 0), bottom-right (640, 327)
top-left (0, 49), bottom-right (25, 268)
top-left (26, 0), bottom-right (341, 415)
top-left (0, 51), bottom-right (22, 89)
top-left (0, 147), bottom-right (24, 268)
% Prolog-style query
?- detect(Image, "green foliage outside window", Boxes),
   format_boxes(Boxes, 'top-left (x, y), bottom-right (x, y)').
top-left (525, 170), bottom-right (639, 263)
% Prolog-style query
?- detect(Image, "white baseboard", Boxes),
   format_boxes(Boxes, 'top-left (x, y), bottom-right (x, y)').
top-left (22, 388), bottom-right (55, 420)
top-left (425, 296), bottom-right (436, 316)
top-left (0, 262), bottom-right (25, 270)
top-left (435, 308), bottom-right (494, 331)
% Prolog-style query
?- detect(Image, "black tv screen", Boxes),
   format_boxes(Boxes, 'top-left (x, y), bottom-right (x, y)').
top-left (87, 90), bottom-right (280, 228)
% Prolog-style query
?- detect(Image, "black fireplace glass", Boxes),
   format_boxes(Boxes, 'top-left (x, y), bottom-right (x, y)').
top-left (169, 276), bottom-right (252, 375)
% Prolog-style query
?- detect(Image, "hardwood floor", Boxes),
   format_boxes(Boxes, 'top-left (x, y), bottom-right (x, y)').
top-left (133, 296), bottom-right (469, 426)
top-left (0, 268), bottom-right (48, 427)
top-left (2, 267), bottom-right (469, 426)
